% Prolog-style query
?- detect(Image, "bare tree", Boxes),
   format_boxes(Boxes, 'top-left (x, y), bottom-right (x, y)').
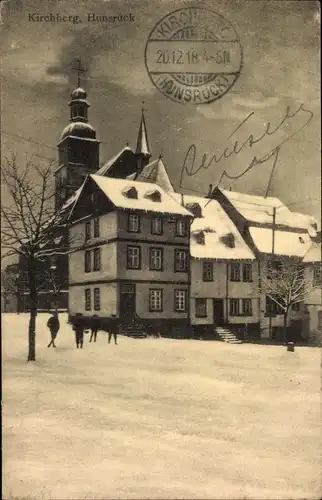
top-left (1, 155), bottom-right (82, 361)
top-left (260, 256), bottom-right (318, 342)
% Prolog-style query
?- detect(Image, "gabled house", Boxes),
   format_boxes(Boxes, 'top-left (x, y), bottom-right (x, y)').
top-left (170, 194), bottom-right (258, 339)
top-left (68, 175), bottom-right (193, 336)
top-left (210, 187), bottom-right (319, 341)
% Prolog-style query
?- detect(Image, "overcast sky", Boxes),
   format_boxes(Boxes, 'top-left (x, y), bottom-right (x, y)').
top-left (1, 0), bottom-right (320, 220)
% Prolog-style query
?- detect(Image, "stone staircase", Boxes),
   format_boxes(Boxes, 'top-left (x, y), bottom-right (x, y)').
top-left (119, 323), bottom-right (147, 339)
top-left (215, 326), bottom-right (242, 344)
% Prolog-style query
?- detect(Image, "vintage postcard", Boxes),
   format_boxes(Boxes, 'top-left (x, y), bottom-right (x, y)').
top-left (1, 0), bottom-right (321, 499)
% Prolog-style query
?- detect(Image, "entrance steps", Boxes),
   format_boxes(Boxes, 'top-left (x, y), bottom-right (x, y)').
top-left (215, 326), bottom-right (242, 344)
top-left (119, 323), bottom-right (147, 339)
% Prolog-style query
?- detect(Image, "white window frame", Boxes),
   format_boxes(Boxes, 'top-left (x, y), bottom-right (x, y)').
top-left (242, 263), bottom-right (253, 282)
top-left (203, 261), bottom-right (213, 281)
top-left (175, 289), bottom-right (187, 312)
top-left (149, 289), bottom-right (163, 312)
top-left (84, 250), bottom-right (91, 273)
top-left (176, 219), bottom-right (186, 237)
top-left (85, 220), bottom-right (91, 241)
top-left (127, 246), bottom-right (140, 269)
top-left (175, 249), bottom-right (188, 272)
top-left (150, 248), bottom-right (163, 271)
top-left (128, 214), bottom-right (140, 233)
top-left (93, 248), bottom-right (101, 271)
top-left (229, 298), bottom-right (240, 316)
top-left (230, 263), bottom-right (241, 282)
top-left (195, 298), bottom-right (207, 318)
top-left (93, 288), bottom-right (100, 311)
top-left (151, 217), bottom-right (162, 235)
top-left (85, 288), bottom-right (91, 311)
top-left (242, 298), bottom-right (252, 315)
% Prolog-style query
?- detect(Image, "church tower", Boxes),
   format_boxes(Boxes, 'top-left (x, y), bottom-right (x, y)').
top-left (55, 61), bottom-right (100, 209)
top-left (135, 108), bottom-right (151, 176)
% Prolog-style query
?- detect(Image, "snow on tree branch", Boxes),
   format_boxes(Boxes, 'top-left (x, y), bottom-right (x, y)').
top-left (259, 255), bottom-right (319, 312)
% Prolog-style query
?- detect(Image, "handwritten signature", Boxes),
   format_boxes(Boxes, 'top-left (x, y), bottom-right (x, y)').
top-left (180, 103), bottom-right (314, 190)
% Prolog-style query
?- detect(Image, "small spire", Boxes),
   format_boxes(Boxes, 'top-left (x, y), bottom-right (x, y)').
top-left (135, 105), bottom-right (151, 157)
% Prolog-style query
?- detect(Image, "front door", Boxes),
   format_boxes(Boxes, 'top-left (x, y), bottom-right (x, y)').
top-left (119, 283), bottom-right (136, 322)
top-left (213, 299), bottom-right (225, 326)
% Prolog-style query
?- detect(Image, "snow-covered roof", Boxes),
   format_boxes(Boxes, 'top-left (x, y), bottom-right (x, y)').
top-left (220, 189), bottom-right (318, 230)
top-left (133, 157), bottom-right (175, 192)
top-left (249, 227), bottom-right (312, 257)
top-left (90, 175), bottom-right (191, 216)
top-left (303, 242), bottom-right (322, 263)
top-left (171, 194), bottom-right (255, 260)
top-left (96, 146), bottom-right (133, 176)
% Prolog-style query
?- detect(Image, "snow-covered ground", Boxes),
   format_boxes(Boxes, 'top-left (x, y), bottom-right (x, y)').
top-left (2, 313), bottom-right (321, 500)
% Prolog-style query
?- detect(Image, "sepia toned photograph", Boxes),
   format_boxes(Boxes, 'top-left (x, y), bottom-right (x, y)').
top-left (1, 0), bottom-right (321, 499)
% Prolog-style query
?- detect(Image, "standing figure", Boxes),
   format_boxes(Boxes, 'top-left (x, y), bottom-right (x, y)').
top-left (108, 327), bottom-right (118, 345)
top-left (73, 313), bottom-right (85, 349)
top-left (47, 311), bottom-right (60, 348)
top-left (89, 314), bottom-right (100, 343)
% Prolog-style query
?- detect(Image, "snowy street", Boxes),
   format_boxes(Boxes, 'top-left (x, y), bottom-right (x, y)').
top-left (2, 313), bottom-right (321, 499)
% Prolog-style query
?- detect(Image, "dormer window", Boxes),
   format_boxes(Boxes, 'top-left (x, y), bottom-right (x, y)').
top-left (122, 186), bottom-right (138, 199)
top-left (194, 231), bottom-right (205, 245)
top-left (220, 232), bottom-right (235, 248)
top-left (185, 203), bottom-right (202, 218)
top-left (144, 190), bottom-right (161, 202)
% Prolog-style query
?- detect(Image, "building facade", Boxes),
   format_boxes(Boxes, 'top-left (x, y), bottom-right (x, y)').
top-left (68, 175), bottom-right (192, 335)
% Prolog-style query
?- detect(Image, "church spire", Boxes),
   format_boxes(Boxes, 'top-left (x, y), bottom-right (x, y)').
top-left (135, 104), bottom-right (151, 158)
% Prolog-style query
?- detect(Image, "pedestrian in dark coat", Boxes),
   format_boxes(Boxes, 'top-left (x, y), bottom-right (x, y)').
top-left (73, 313), bottom-right (85, 349)
top-left (108, 327), bottom-right (118, 345)
top-left (89, 314), bottom-right (100, 343)
top-left (47, 311), bottom-right (60, 348)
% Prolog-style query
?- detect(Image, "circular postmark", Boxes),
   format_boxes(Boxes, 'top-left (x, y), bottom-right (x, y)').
top-left (145, 7), bottom-right (242, 105)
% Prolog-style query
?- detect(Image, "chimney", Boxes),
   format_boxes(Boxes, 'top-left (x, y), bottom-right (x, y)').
top-left (207, 184), bottom-right (213, 197)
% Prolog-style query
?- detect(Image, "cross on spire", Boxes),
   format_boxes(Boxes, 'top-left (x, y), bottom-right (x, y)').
top-left (141, 100), bottom-right (147, 112)
top-left (72, 58), bottom-right (86, 87)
